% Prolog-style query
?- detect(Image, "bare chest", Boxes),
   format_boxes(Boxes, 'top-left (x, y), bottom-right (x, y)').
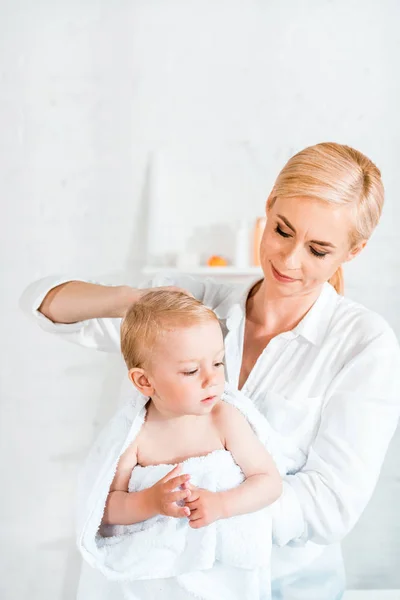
top-left (137, 419), bottom-right (224, 467)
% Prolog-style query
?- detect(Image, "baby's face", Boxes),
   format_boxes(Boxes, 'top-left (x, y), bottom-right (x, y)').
top-left (146, 320), bottom-right (225, 417)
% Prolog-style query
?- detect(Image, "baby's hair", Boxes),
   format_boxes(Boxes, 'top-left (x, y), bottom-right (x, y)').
top-left (121, 289), bottom-right (219, 370)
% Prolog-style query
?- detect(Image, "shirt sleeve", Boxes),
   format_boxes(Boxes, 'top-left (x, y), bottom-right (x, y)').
top-left (18, 272), bottom-right (231, 353)
top-left (269, 324), bottom-right (400, 547)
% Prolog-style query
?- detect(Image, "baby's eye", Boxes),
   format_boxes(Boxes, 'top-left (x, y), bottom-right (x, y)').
top-left (182, 369), bottom-right (198, 376)
top-left (214, 361), bottom-right (225, 368)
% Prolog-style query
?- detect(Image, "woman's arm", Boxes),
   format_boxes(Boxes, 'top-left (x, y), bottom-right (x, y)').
top-left (269, 325), bottom-right (400, 547)
top-left (19, 275), bottom-right (129, 352)
top-left (38, 281), bottom-right (138, 323)
top-left (19, 273), bottom-right (218, 352)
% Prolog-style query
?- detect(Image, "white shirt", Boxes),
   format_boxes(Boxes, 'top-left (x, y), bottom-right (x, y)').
top-left (20, 273), bottom-right (400, 588)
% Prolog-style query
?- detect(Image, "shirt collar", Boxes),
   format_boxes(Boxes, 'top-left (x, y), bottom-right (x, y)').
top-left (214, 279), bottom-right (339, 346)
top-left (213, 277), bottom-right (263, 330)
top-left (291, 282), bottom-right (338, 345)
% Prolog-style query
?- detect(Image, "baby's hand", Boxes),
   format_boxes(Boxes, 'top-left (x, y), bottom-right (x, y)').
top-left (149, 465), bottom-right (191, 518)
top-left (183, 483), bottom-right (223, 528)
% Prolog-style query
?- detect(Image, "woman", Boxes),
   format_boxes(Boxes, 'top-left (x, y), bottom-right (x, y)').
top-left (21, 142), bottom-right (400, 599)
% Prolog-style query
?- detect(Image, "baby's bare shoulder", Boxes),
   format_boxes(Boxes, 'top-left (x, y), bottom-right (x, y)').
top-left (211, 400), bottom-right (248, 432)
top-left (116, 438), bottom-right (139, 472)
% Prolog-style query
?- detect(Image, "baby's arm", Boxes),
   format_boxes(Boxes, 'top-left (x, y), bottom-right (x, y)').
top-left (185, 402), bottom-right (282, 528)
top-left (103, 443), bottom-right (191, 526)
top-left (217, 402), bottom-right (282, 517)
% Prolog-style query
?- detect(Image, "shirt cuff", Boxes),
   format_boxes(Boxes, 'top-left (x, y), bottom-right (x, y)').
top-left (270, 479), bottom-right (306, 547)
top-left (19, 274), bottom-right (89, 333)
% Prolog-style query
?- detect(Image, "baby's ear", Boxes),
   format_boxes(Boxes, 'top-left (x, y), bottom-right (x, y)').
top-left (128, 368), bottom-right (154, 396)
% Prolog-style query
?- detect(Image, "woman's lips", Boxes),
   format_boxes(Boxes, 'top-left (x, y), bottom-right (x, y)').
top-left (271, 262), bottom-right (299, 283)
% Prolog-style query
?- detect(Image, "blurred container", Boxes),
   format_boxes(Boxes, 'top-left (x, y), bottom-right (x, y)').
top-left (234, 221), bottom-right (251, 267)
top-left (253, 216), bottom-right (266, 266)
top-left (176, 252), bottom-right (200, 269)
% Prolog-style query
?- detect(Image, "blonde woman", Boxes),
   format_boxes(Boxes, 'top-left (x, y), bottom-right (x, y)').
top-left (21, 143), bottom-right (400, 599)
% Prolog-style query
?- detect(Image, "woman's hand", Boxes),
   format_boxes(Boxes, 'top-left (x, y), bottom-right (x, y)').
top-left (147, 465), bottom-right (192, 518)
top-left (183, 483), bottom-right (224, 528)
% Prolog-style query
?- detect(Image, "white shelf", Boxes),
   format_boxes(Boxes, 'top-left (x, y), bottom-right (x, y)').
top-left (142, 266), bottom-right (262, 277)
top-left (344, 592), bottom-right (400, 599)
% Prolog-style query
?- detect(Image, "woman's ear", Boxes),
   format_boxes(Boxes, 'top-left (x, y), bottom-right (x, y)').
top-left (345, 240), bottom-right (367, 263)
top-left (128, 368), bottom-right (154, 396)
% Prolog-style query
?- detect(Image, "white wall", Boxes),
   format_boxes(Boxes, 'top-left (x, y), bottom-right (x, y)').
top-left (1, 1), bottom-right (400, 598)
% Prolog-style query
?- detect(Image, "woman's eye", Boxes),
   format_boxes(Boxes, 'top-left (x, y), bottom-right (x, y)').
top-left (183, 369), bottom-right (198, 376)
top-left (310, 247), bottom-right (328, 258)
top-left (275, 224), bottom-right (291, 238)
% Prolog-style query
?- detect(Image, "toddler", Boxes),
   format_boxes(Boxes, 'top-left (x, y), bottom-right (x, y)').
top-left (80, 290), bottom-right (281, 599)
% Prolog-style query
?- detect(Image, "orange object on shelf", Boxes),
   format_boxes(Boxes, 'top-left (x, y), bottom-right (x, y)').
top-left (207, 255), bottom-right (228, 267)
top-left (253, 216), bottom-right (266, 266)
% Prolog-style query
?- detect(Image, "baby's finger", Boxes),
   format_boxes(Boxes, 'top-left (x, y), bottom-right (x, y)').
top-left (181, 481), bottom-right (196, 491)
top-left (189, 518), bottom-right (205, 529)
top-left (185, 491), bottom-right (201, 503)
top-left (188, 505), bottom-right (202, 520)
top-left (164, 504), bottom-right (189, 518)
top-left (165, 473), bottom-right (191, 491)
top-left (160, 464), bottom-right (181, 483)
top-left (166, 488), bottom-right (191, 504)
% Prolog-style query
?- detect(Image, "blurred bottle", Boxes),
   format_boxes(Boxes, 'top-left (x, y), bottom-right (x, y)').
top-left (253, 216), bottom-right (266, 266)
top-left (234, 221), bottom-right (251, 267)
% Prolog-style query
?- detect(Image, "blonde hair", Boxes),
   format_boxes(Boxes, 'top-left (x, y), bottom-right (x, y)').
top-left (121, 290), bottom-right (219, 370)
top-left (268, 142), bottom-right (384, 294)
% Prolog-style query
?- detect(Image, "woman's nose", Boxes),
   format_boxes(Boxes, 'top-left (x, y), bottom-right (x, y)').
top-left (282, 243), bottom-right (302, 270)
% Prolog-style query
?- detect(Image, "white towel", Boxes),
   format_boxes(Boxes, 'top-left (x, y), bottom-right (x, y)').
top-left (76, 385), bottom-right (282, 599)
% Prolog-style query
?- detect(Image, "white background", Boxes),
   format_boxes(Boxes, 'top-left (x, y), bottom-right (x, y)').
top-left (1, 1), bottom-right (400, 598)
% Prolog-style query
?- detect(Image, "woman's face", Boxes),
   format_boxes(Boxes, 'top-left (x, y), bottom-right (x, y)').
top-left (260, 195), bottom-right (366, 296)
